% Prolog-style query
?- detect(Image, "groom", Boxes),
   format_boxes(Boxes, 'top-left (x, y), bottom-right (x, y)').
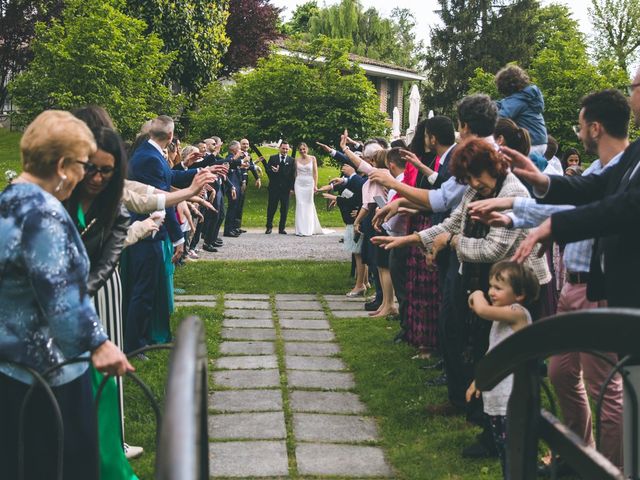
top-left (263, 141), bottom-right (295, 234)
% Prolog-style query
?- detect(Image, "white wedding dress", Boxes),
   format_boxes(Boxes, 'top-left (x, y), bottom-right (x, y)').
top-left (294, 160), bottom-right (324, 236)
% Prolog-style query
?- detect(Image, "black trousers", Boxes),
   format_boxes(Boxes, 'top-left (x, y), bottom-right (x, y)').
top-left (0, 371), bottom-right (98, 480)
top-left (266, 187), bottom-right (290, 231)
top-left (440, 250), bottom-right (469, 410)
top-left (389, 246), bottom-right (409, 328)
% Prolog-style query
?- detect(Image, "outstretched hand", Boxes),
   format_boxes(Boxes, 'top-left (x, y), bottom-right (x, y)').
top-left (500, 146), bottom-right (549, 192)
top-left (367, 169), bottom-right (396, 188)
top-left (512, 218), bottom-right (552, 264)
top-left (316, 142), bottom-right (332, 153)
top-left (372, 202), bottom-right (399, 232)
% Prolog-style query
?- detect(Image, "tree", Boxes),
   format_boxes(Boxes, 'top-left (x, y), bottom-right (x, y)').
top-left (467, 4), bottom-right (629, 152)
top-left (303, 0), bottom-right (420, 68)
top-left (220, 0), bottom-right (283, 76)
top-left (9, 0), bottom-right (177, 139)
top-left (124, 0), bottom-right (229, 99)
top-left (422, 0), bottom-right (542, 116)
top-left (589, 0), bottom-right (640, 73)
top-left (190, 37), bottom-right (387, 147)
top-left (0, 0), bottom-right (64, 108)
top-left (283, 1), bottom-right (319, 35)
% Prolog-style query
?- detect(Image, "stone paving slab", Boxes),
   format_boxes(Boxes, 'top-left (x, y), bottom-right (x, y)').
top-left (281, 329), bottom-right (335, 342)
top-left (225, 300), bottom-right (271, 310)
top-left (209, 412), bottom-right (286, 440)
top-left (223, 318), bottom-right (273, 328)
top-left (296, 444), bottom-right (393, 477)
top-left (279, 319), bottom-right (331, 330)
top-left (209, 441), bottom-right (289, 478)
top-left (284, 342), bottom-right (340, 357)
top-left (332, 310), bottom-right (375, 318)
top-left (290, 391), bottom-right (366, 414)
top-left (215, 355), bottom-right (278, 370)
top-left (276, 300), bottom-right (323, 310)
top-left (224, 309), bottom-right (273, 319)
top-left (174, 295), bottom-right (217, 301)
top-left (224, 293), bottom-right (270, 300)
top-left (323, 294), bottom-right (364, 302)
top-left (219, 341), bottom-right (275, 355)
top-left (278, 310), bottom-right (326, 320)
top-left (293, 413), bottom-right (379, 442)
top-left (275, 294), bottom-right (318, 301)
top-left (213, 369), bottom-right (280, 389)
top-left (285, 355), bottom-right (346, 371)
top-left (325, 300), bottom-right (367, 311)
top-left (288, 370), bottom-right (355, 390)
top-left (221, 327), bottom-right (276, 341)
top-left (174, 301), bottom-right (218, 308)
top-left (209, 389), bottom-right (283, 412)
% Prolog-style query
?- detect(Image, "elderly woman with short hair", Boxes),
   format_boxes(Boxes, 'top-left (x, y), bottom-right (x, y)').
top-left (372, 138), bottom-right (551, 451)
top-left (0, 110), bottom-right (133, 480)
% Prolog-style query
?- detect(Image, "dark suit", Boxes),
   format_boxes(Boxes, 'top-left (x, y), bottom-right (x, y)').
top-left (335, 174), bottom-right (365, 225)
top-left (125, 140), bottom-right (196, 351)
top-left (543, 138), bottom-right (640, 307)
top-left (263, 153), bottom-right (295, 231)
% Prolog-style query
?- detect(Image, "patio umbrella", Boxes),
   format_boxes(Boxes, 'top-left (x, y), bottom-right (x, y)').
top-left (392, 107), bottom-right (401, 139)
top-left (405, 84), bottom-right (421, 143)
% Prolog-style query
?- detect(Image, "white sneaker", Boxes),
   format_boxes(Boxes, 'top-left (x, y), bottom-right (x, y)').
top-left (187, 249), bottom-right (199, 259)
top-left (124, 443), bottom-right (144, 460)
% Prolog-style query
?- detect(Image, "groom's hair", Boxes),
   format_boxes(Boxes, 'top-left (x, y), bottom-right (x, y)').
top-left (386, 147), bottom-right (406, 169)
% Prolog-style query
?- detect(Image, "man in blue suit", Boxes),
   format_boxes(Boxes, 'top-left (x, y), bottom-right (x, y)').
top-left (124, 115), bottom-right (198, 353)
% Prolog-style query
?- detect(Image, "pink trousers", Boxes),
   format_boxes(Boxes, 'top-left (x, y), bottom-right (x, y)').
top-left (548, 282), bottom-right (623, 468)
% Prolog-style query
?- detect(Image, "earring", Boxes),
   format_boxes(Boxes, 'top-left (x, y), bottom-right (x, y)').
top-left (54, 174), bottom-right (68, 193)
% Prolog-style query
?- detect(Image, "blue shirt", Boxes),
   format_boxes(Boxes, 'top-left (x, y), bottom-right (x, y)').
top-left (0, 183), bottom-right (107, 385)
top-left (508, 152), bottom-right (624, 273)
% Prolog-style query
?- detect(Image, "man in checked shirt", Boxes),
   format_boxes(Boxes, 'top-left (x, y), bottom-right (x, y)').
top-left (468, 89), bottom-right (630, 471)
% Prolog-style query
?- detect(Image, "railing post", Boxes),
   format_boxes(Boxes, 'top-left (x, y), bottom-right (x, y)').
top-left (506, 360), bottom-right (540, 480)
top-left (623, 361), bottom-right (640, 479)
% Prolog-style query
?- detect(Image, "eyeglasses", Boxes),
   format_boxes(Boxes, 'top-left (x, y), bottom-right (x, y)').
top-left (84, 162), bottom-right (116, 178)
top-left (627, 82), bottom-right (640, 96)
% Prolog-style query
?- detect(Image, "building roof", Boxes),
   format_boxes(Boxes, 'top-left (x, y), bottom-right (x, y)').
top-left (273, 39), bottom-right (426, 82)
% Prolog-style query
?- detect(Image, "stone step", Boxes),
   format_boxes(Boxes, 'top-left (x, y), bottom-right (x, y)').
top-left (209, 441), bottom-right (289, 478)
top-left (280, 329), bottom-right (335, 342)
top-left (209, 389), bottom-right (283, 412)
top-left (296, 444), bottom-right (393, 477)
top-left (215, 355), bottom-right (278, 370)
top-left (290, 391), bottom-right (366, 414)
top-left (213, 369), bottom-right (280, 389)
top-left (222, 318), bottom-right (273, 328)
top-left (284, 342), bottom-right (340, 357)
top-left (287, 370), bottom-right (355, 390)
top-left (221, 327), bottom-right (276, 341)
top-left (279, 319), bottom-right (331, 330)
top-left (275, 300), bottom-right (323, 311)
top-left (278, 310), bottom-right (326, 320)
top-left (225, 309), bottom-right (273, 319)
top-left (225, 300), bottom-right (271, 310)
top-left (293, 413), bottom-right (379, 443)
top-left (219, 341), bottom-right (275, 356)
top-left (224, 293), bottom-right (270, 300)
top-left (285, 355), bottom-right (346, 372)
top-left (208, 412), bottom-right (286, 440)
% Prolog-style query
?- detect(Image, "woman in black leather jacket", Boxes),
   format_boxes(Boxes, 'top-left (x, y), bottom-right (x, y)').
top-left (65, 126), bottom-right (140, 479)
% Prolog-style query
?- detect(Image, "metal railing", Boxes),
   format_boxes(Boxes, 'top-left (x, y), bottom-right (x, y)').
top-left (2, 315), bottom-right (208, 480)
top-left (156, 316), bottom-right (210, 480)
top-left (475, 308), bottom-right (640, 480)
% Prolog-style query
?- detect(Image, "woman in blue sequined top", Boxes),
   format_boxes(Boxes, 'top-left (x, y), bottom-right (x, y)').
top-left (0, 110), bottom-right (133, 480)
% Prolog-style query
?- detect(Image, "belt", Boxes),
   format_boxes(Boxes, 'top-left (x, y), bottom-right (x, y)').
top-left (566, 271), bottom-right (590, 285)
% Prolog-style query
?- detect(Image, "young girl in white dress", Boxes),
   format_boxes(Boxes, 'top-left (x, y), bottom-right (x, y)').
top-left (294, 142), bottom-right (324, 236)
top-left (466, 260), bottom-right (540, 478)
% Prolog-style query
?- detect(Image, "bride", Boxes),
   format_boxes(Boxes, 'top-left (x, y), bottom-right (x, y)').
top-left (294, 142), bottom-right (324, 236)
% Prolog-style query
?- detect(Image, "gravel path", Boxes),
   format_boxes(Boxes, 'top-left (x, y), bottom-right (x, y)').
top-left (193, 228), bottom-right (350, 262)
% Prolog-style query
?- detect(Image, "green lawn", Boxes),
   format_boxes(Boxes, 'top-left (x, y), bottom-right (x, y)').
top-left (0, 131), bottom-right (345, 228)
top-left (124, 261), bottom-right (505, 479)
top-left (0, 129), bottom-right (22, 180)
